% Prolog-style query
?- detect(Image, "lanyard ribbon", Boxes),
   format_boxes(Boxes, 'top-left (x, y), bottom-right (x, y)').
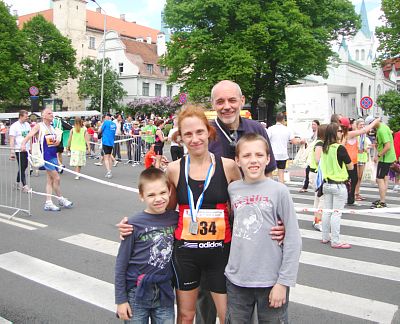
top-left (185, 153), bottom-right (215, 223)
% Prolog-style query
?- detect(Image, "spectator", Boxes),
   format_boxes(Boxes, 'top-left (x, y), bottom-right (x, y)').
top-left (67, 117), bottom-right (90, 180)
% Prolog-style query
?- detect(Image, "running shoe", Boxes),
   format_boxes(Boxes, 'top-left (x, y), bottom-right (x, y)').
top-left (371, 200), bottom-right (380, 206)
top-left (105, 171), bottom-right (112, 179)
top-left (58, 197), bottom-right (73, 209)
top-left (44, 201), bottom-right (61, 211)
top-left (113, 161), bottom-right (119, 167)
top-left (74, 176), bottom-right (80, 180)
top-left (58, 164), bottom-right (65, 174)
top-left (392, 185), bottom-right (400, 192)
top-left (94, 162), bottom-right (103, 166)
top-left (312, 222), bottom-right (322, 232)
top-left (14, 182), bottom-right (23, 191)
top-left (22, 185), bottom-right (30, 193)
top-left (371, 201), bottom-right (387, 208)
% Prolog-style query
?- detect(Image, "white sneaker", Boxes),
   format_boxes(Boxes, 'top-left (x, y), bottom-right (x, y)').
top-left (392, 185), bottom-right (400, 192)
top-left (14, 182), bottom-right (23, 190)
top-left (105, 171), bottom-right (112, 179)
top-left (74, 176), bottom-right (80, 180)
top-left (94, 162), bottom-right (103, 166)
top-left (44, 201), bottom-right (61, 211)
top-left (22, 185), bottom-right (30, 193)
top-left (58, 197), bottom-right (73, 209)
top-left (312, 222), bottom-right (322, 232)
top-left (113, 161), bottom-right (119, 167)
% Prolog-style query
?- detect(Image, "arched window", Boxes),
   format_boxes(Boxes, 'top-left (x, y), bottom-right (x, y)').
top-left (361, 49), bottom-right (365, 60)
top-left (356, 50), bottom-right (360, 60)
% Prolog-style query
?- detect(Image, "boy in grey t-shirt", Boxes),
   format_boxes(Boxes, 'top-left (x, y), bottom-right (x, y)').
top-left (225, 133), bottom-right (302, 323)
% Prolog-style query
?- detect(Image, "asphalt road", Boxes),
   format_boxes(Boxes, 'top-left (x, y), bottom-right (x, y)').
top-left (0, 151), bottom-right (399, 324)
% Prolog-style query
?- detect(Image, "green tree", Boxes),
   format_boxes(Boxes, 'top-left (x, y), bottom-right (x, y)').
top-left (376, 0), bottom-right (400, 62)
top-left (78, 57), bottom-right (127, 111)
top-left (377, 90), bottom-right (400, 131)
top-left (162, 0), bottom-right (360, 124)
top-left (21, 15), bottom-right (77, 99)
top-left (0, 2), bottom-right (28, 107)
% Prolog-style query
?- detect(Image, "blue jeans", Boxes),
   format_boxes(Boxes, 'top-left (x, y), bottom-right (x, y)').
top-left (125, 285), bottom-right (174, 324)
top-left (322, 183), bottom-right (347, 245)
top-left (226, 279), bottom-right (289, 324)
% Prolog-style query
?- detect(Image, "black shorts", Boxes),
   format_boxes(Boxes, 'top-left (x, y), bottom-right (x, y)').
top-left (56, 142), bottom-right (64, 153)
top-left (102, 145), bottom-right (113, 155)
top-left (276, 160), bottom-right (287, 169)
top-left (172, 240), bottom-right (230, 293)
top-left (376, 162), bottom-right (391, 179)
top-left (154, 143), bottom-right (164, 155)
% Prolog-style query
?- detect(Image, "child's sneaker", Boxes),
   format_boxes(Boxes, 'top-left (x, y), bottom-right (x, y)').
top-left (58, 197), bottom-right (73, 209)
top-left (44, 201), bottom-right (61, 211)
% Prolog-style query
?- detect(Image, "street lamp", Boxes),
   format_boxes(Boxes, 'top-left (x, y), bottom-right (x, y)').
top-left (91, 0), bottom-right (107, 115)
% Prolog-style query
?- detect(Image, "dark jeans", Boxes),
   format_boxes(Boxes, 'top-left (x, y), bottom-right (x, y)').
top-left (126, 138), bottom-right (133, 161)
top-left (302, 165), bottom-right (310, 190)
top-left (171, 146), bottom-right (184, 161)
top-left (16, 152), bottom-right (29, 186)
top-left (126, 285), bottom-right (174, 324)
top-left (347, 164), bottom-right (358, 204)
top-left (0, 133), bottom-right (5, 145)
top-left (113, 135), bottom-right (121, 160)
top-left (226, 279), bottom-right (289, 324)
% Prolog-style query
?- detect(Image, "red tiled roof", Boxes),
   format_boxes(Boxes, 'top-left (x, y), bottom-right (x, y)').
top-left (86, 10), bottom-right (159, 43)
top-left (17, 9), bottom-right (159, 43)
top-left (17, 9), bottom-right (53, 28)
top-left (122, 38), bottom-right (168, 79)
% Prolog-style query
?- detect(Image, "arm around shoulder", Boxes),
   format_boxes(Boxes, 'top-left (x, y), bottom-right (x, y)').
top-left (221, 157), bottom-right (241, 183)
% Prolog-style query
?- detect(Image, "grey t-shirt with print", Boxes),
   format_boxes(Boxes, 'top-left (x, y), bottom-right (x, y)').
top-left (225, 178), bottom-right (302, 288)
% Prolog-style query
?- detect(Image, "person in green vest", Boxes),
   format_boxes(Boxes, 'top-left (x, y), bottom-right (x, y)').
top-left (141, 119), bottom-right (157, 151)
top-left (320, 122), bottom-right (354, 249)
top-left (66, 117), bottom-right (90, 180)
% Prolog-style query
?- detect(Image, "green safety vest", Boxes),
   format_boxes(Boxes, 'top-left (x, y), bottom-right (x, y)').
top-left (320, 143), bottom-right (348, 182)
top-left (309, 140), bottom-right (323, 171)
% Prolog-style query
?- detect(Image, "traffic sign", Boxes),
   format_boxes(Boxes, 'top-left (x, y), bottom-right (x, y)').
top-left (29, 86), bottom-right (39, 96)
top-left (360, 96), bottom-right (373, 110)
top-left (179, 92), bottom-right (187, 104)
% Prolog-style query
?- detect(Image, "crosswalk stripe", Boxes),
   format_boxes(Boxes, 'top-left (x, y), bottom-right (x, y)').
top-left (300, 229), bottom-right (400, 252)
top-left (0, 212), bottom-right (47, 228)
top-left (59, 233), bottom-right (118, 257)
top-left (0, 251), bottom-right (115, 312)
top-left (0, 218), bottom-right (36, 230)
top-left (300, 251), bottom-right (400, 282)
top-left (0, 316), bottom-right (12, 324)
top-left (297, 213), bottom-right (400, 233)
top-left (291, 284), bottom-right (398, 324)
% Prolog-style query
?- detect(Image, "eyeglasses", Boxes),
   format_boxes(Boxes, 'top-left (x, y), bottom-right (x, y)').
top-left (337, 129), bottom-right (343, 133)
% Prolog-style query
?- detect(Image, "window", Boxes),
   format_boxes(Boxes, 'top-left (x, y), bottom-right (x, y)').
top-left (167, 85), bottom-right (173, 97)
top-left (360, 83), bottom-right (364, 98)
top-left (119, 63), bottom-right (124, 74)
top-left (361, 49), bottom-right (365, 60)
top-left (368, 85), bottom-right (371, 97)
top-left (160, 66), bottom-right (167, 75)
top-left (146, 64), bottom-right (153, 74)
top-left (155, 84), bottom-right (162, 97)
top-left (143, 82), bottom-right (149, 96)
top-left (89, 37), bottom-right (96, 49)
top-left (355, 50), bottom-right (359, 60)
top-left (330, 98), bottom-right (336, 112)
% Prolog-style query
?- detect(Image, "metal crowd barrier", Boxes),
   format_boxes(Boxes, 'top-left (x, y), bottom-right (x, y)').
top-left (0, 146), bottom-right (31, 217)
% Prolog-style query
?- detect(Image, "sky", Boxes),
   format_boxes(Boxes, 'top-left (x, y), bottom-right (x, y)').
top-left (4, 0), bottom-right (382, 31)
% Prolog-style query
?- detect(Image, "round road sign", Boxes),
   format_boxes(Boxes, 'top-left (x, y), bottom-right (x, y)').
top-left (29, 86), bottom-right (39, 96)
top-left (179, 93), bottom-right (187, 104)
top-left (360, 96), bottom-right (373, 110)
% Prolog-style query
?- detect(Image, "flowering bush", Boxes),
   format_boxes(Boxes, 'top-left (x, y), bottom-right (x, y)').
top-left (126, 97), bottom-right (182, 117)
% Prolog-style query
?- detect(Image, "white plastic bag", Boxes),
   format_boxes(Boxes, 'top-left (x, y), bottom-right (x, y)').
top-left (29, 141), bottom-right (45, 168)
top-left (362, 160), bottom-right (376, 182)
top-left (293, 144), bottom-right (311, 169)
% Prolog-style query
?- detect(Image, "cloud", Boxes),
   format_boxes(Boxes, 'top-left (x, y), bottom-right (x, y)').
top-left (369, 6), bottom-right (384, 31)
top-left (3, 0), bottom-right (49, 15)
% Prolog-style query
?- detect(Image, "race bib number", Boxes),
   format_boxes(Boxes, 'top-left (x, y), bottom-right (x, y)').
top-left (45, 134), bottom-right (57, 147)
top-left (181, 209), bottom-right (225, 241)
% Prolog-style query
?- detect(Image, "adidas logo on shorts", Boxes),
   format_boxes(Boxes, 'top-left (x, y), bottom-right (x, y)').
top-left (198, 242), bottom-right (223, 248)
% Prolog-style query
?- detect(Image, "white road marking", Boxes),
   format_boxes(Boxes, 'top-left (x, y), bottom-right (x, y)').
top-left (59, 233), bottom-right (119, 256)
top-left (291, 284), bottom-right (398, 324)
top-left (0, 251), bottom-right (115, 312)
top-left (0, 212), bottom-right (47, 228)
top-left (0, 316), bottom-right (12, 324)
top-left (300, 251), bottom-right (400, 282)
top-left (300, 229), bottom-right (400, 252)
top-left (297, 213), bottom-right (400, 233)
top-left (0, 218), bottom-right (36, 230)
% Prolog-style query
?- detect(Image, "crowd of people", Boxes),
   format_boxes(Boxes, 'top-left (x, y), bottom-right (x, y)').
top-left (4, 79), bottom-right (399, 323)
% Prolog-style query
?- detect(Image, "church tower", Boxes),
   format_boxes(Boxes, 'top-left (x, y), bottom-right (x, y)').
top-left (347, 0), bottom-right (375, 67)
top-left (52, 0), bottom-right (87, 109)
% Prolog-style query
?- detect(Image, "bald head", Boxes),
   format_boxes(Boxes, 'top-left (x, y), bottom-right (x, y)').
top-left (211, 80), bottom-right (242, 102)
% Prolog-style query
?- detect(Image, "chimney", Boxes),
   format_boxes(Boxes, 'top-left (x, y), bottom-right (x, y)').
top-left (136, 37), bottom-right (143, 42)
top-left (157, 32), bottom-right (166, 56)
top-left (13, 10), bottom-right (18, 17)
top-left (146, 36), bottom-right (152, 44)
top-left (96, 7), bottom-right (101, 13)
top-left (120, 14), bottom-right (125, 21)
